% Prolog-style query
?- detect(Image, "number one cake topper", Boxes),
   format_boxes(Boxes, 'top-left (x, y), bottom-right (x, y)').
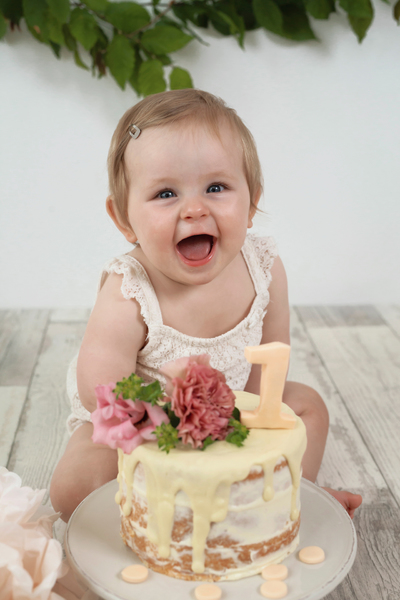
top-left (240, 342), bottom-right (296, 429)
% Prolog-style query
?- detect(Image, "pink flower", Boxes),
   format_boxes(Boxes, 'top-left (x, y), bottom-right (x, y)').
top-left (160, 355), bottom-right (235, 449)
top-left (91, 383), bottom-right (169, 454)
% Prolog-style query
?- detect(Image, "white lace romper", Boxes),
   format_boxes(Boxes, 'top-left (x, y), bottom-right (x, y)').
top-left (66, 234), bottom-right (277, 434)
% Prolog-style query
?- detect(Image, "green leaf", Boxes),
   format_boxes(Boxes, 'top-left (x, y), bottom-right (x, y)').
top-left (172, 2), bottom-right (207, 27)
top-left (0, 0), bottom-right (23, 26)
top-left (155, 422), bottom-right (179, 453)
top-left (104, 2), bottom-right (150, 33)
top-left (139, 380), bottom-right (164, 404)
top-left (225, 418), bottom-right (249, 447)
top-left (23, 0), bottom-right (48, 33)
top-left (90, 29), bottom-right (109, 76)
top-left (201, 436), bottom-right (215, 450)
top-left (253, 0), bottom-right (283, 35)
top-left (83, 0), bottom-right (109, 11)
top-left (394, 0), bottom-right (400, 21)
top-left (233, 0), bottom-right (259, 30)
top-left (170, 66), bottom-right (193, 90)
top-left (113, 374), bottom-right (164, 404)
top-left (348, 14), bottom-right (373, 40)
top-left (70, 7), bottom-right (99, 50)
top-left (74, 48), bottom-right (89, 69)
top-left (113, 373), bottom-right (143, 400)
top-left (214, 2), bottom-right (246, 45)
top-left (139, 59), bottom-right (166, 96)
top-left (46, 0), bottom-right (70, 24)
top-left (106, 34), bottom-right (135, 89)
top-left (49, 40), bottom-right (61, 57)
top-left (128, 47), bottom-right (142, 94)
top-left (0, 12), bottom-right (7, 39)
top-left (232, 406), bottom-right (241, 421)
top-left (340, 0), bottom-right (373, 39)
top-left (339, 0), bottom-right (373, 19)
top-left (63, 24), bottom-right (77, 51)
top-left (215, 10), bottom-right (239, 34)
top-left (281, 5), bottom-right (317, 40)
top-left (47, 11), bottom-right (65, 45)
top-left (305, 0), bottom-right (335, 19)
top-left (209, 8), bottom-right (231, 34)
top-left (141, 25), bottom-right (193, 54)
top-left (155, 54), bottom-right (172, 66)
top-left (162, 403), bottom-right (181, 428)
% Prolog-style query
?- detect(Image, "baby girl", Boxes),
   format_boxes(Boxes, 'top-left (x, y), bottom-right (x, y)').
top-left (50, 89), bottom-right (362, 521)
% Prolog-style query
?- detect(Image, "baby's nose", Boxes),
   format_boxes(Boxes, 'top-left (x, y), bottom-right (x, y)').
top-left (180, 196), bottom-right (210, 220)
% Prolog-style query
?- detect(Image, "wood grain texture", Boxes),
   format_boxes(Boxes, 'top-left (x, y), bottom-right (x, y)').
top-left (376, 305), bottom-right (400, 339)
top-left (1, 306), bottom-right (399, 600)
top-left (7, 321), bottom-right (86, 502)
top-left (297, 308), bottom-right (400, 508)
top-left (295, 306), bottom-right (385, 329)
top-left (0, 310), bottom-right (49, 385)
top-left (50, 308), bottom-right (91, 323)
top-left (289, 309), bottom-right (387, 501)
top-left (327, 491), bottom-right (400, 600)
top-left (0, 386), bottom-right (27, 467)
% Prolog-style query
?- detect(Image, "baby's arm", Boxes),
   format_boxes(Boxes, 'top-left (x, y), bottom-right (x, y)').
top-left (50, 272), bottom-right (147, 521)
top-left (76, 272), bottom-right (147, 412)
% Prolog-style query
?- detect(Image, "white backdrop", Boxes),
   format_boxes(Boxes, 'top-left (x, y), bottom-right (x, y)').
top-left (1, 2), bottom-right (399, 308)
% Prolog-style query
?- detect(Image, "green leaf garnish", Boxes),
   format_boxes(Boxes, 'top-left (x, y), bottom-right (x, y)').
top-left (201, 436), bottom-right (215, 451)
top-left (225, 418), bottom-right (250, 447)
top-left (162, 403), bottom-right (180, 428)
top-left (113, 374), bottom-right (164, 406)
top-left (154, 422), bottom-right (179, 453)
top-left (232, 406), bottom-right (241, 421)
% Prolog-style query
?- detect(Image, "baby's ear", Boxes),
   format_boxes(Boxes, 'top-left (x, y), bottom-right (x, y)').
top-left (106, 197), bottom-right (137, 244)
top-left (248, 188), bottom-right (262, 228)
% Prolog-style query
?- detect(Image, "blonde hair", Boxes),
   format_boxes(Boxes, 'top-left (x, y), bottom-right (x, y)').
top-left (107, 89), bottom-right (263, 227)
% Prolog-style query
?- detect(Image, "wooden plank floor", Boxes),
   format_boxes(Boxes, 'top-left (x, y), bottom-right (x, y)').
top-left (1, 306), bottom-right (399, 600)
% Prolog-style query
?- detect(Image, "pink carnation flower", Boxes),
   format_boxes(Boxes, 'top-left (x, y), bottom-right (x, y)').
top-left (160, 355), bottom-right (235, 449)
top-left (91, 383), bottom-right (169, 454)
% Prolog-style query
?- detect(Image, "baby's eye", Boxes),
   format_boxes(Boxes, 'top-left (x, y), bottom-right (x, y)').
top-left (157, 190), bottom-right (176, 199)
top-left (207, 184), bottom-right (225, 194)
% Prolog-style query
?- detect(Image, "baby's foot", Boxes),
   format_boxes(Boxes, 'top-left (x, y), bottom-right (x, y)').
top-left (322, 488), bottom-right (362, 519)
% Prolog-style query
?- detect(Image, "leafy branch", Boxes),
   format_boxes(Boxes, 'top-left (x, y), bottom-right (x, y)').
top-left (0, 0), bottom-right (398, 97)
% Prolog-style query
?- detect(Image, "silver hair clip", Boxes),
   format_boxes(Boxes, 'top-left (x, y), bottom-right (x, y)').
top-left (128, 124), bottom-right (141, 139)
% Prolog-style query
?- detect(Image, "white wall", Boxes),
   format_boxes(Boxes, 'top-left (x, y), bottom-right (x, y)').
top-left (1, 3), bottom-right (399, 308)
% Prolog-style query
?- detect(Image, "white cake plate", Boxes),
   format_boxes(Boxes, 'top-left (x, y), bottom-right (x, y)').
top-left (65, 479), bottom-right (357, 600)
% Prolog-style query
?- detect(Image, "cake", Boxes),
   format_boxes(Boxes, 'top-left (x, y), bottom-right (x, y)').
top-left (115, 391), bottom-right (306, 581)
top-left (92, 345), bottom-right (307, 582)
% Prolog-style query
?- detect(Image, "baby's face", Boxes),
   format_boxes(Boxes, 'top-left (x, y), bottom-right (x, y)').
top-left (123, 120), bottom-right (254, 287)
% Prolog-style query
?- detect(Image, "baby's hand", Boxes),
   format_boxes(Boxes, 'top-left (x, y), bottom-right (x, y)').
top-left (322, 487), bottom-right (363, 519)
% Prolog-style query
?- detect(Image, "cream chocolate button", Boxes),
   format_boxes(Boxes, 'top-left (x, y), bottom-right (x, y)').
top-left (121, 564), bottom-right (149, 583)
top-left (195, 583), bottom-right (222, 600)
top-left (262, 564), bottom-right (288, 581)
top-left (260, 580), bottom-right (288, 598)
top-left (299, 546), bottom-right (325, 564)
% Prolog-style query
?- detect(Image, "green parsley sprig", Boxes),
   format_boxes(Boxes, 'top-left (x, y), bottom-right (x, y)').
top-left (225, 418), bottom-right (250, 447)
top-left (113, 374), bottom-right (164, 406)
top-left (154, 422), bottom-right (179, 454)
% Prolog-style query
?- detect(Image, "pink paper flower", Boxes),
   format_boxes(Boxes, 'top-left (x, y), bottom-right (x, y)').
top-left (160, 355), bottom-right (236, 448)
top-left (91, 383), bottom-right (169, 454)
top-left (0, 467), bottom-right (66, 600)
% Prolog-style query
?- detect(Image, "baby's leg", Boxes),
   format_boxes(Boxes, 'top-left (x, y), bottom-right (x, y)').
top-left (282, 381), bottom-right (329, 483)
top-left (283, 382), bottom-right (362, 518)
top-left (50, 423), bottom-right (118, 522)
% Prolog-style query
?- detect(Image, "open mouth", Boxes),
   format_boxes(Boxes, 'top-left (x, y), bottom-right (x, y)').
top-left (176, 234), bottom-right (216, 266)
